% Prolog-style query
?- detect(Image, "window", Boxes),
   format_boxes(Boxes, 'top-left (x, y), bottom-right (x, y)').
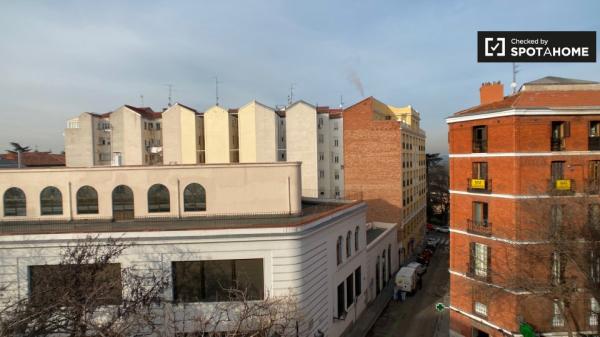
top-left (551, 161), bottom-right (565, 181)
top-left (551, 121), bottom-right (569, 151)
top-left (334, 155), bottom-right (339, 164)
top-left (335, 171), bottom-right (340, 181)
top-left (591, 250), bottom-right (600, 284)
top-left (590, 122), bottom-right (600, 150)
top-left (29, 264), bottom-right (122, 305)
top-left (388, 243), bottom-right (392, 279)
top-left (590, 161), bottom-right (600, 192)
top-left (472, 162), bottom-right (488, 179)
top-left (382, 250), bottom-right (387, 286)
top-left (337, 282), bottom-right (345, 318)
top-left (144, 122), bottom-right (147, 130)
top-left (552, 300), bottom-right (565, 327)
top-left (590, 204), bottom-right (600, 229)
top-left (319, 152), bottom-right (324, 161)
top-left (551, 205), bottom-right (563, 233)
top-left (156, 123), bottom-right (161, 130)
top-left (472, 202), bottom-right (488, 226)
top-left (346, 231), bottom-right (352, 258)
top-left (319, 170), bottom-right (325, 179)
top-left (551, 251), bottom-right (564, 285)
top-left (470, 242), bottom-right (489, 278)
top-left (474, 302), bottom-right (488, 317)
top-left (112, 185), bottom-right (134, 220)
top-left (318, 118), bottom-right (323, 129)
top-left (591, 297), bottom-right (599, 327)
top-left (337, 236), bottom-right (343, 265)
top-left (346, 274), bottom-right (354, 307)
top-left (355, 226), bottom-right (360, 252)
top-left (172, 259), bottom-right (264, 303)
top-left (334, 121), bottom-right (339, 130)
top-left (40, 187), bottom-right (63, 215)
top-left (318, 134), bottom-right (324, 143)
top-left (184, 183), bottom-right (206, 212)
top-left (3, 187), bottom-right (26, 216)
top-left (355, 267), bottom-right (362, 298)
top-left (147, 184), bottom-right (170, 213)
top-left (472, 126), bottom-right (487, 153)
top-left (76, 186), bottom-right (98, 214)
top-left (334, 139), bottom-right (339, 147)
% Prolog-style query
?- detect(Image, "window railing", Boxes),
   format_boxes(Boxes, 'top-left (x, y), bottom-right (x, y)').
top-left (548, 179), bottom-right (575, 195)
top-left (586, 179), bottom-right (600, 195)
top-left (467, 219), bottom-right (492, 236)
top-left (472, 140), bottom-right (487, 153)
top-left (466, 262), bottom-right (491, 282)
top-left (551, 138), bottom-right (565, 151)
top-left (590, 137), bottom-right (600, 151)
top-left (467, 178), bottom-right (492, 193)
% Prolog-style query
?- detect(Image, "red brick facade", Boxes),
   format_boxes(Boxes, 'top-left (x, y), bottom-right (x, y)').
top-left (448, 79), bottom-right (600, 337)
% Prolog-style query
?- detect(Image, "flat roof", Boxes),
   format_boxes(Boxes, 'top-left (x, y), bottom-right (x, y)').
top-left (366, 227), bottom-right (386, 245)
top-left (0, 200), bottom-right (361, 236)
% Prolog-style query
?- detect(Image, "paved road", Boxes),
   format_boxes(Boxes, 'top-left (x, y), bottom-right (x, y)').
top-left (367, 232), bottom-right (450, 337)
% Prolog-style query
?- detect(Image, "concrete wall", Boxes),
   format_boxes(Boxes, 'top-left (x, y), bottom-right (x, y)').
top-left (238, 101), bottom-right (277, 163)
top-left (110, 106), bottom-right (144, 166)
top-left (163, 104), bottom-right (199, 165)
top-left (0, 162), bottom-right (302, 220)
top-left (204, 106), bottom-right (231, 164)
top-left (286, 101), bottom-right (318, 197)
top-left (65, 113), bottom-right (95, 167)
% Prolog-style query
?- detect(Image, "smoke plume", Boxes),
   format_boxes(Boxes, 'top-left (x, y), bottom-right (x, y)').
top-left (347, 68), bottom-right (365, 97)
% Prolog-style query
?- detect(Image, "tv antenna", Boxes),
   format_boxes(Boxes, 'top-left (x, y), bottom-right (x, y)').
top-left (140, 94), bottom-right (144, 106)
top-left (511, 63), bottom-right (520, 94)
top-left (164, 84), bottom-right (173, 107)
top-left (213, 76), bottom-right (220, 106)
top-left (339, 94), bottom-right (344, 108)
top-left (287, 83), bottom-right (296, 105)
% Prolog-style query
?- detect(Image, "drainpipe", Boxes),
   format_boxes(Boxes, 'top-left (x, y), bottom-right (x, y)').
top-left (177, 179), bottom-right (181, 219)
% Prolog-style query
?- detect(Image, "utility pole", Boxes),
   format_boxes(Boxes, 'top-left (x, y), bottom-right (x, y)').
top-left (165, 84), bottom-right (173, 107)
top-left (214, 76), bottom-right (220, 106)
top-left (287, 83), bottom-right (296, 105)
top-left (140, 94), bottom-right (144, 106)
top-left (511, 63), bottom-right (520, 94)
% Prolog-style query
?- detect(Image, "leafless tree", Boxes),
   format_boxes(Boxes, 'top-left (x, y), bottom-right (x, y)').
top-left (0, 236), bottom-right (169, 337)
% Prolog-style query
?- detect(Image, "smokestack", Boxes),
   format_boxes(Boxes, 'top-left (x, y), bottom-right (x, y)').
top-left (479, 81), bottom-right (504, 105)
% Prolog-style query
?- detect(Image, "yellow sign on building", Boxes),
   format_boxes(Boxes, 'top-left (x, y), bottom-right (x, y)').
top-left (470, 179), bottom-right (486, 189)
top-left (555, 179), bottom-right (571, 190)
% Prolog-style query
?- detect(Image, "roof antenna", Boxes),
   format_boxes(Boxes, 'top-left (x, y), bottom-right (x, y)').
top-left (140, 94), bottom-right (144, 107)
top-left (287, 83), bottom-right (296, 105)
top-left (164, 84), bottom-right (173, 107)
top-left (339, 94), bottom-right (344, 108)
top-left (213, 76), bottom-right (220, 106)
top-left (511, 63), bottom-right (520, 94)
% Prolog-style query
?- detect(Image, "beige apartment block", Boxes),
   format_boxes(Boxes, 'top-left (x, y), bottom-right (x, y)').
top-left (203, 105), bottom-right (239, 164)
top-left (162, 103), bottom-right (204, 165)
top-left (237, 101), bottom-right (278, 163)
top-left (285, 101), bottom-right (319, 197)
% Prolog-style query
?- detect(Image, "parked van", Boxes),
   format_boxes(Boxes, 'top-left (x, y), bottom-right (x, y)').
top-left (395, 266), bottom-right (418, 293)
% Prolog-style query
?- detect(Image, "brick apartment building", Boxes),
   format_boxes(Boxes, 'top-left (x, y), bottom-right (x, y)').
top-left (344, 97), bottom-right (427, 263)
top-left (448, 77), bottom-right (600, 337)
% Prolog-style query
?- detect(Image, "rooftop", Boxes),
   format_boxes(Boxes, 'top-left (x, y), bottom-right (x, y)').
top-left (0, 151), bottom-right (65, 167)
top-left (454, 76), bottom-right (600, 117)
top-left (0, 200), bottom-right (362, 236)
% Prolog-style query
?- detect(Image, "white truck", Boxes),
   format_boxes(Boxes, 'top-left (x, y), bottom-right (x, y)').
top-left (395, 266), bottom-right (418, 294)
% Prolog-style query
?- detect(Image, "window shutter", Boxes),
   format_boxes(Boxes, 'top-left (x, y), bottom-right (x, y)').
top-left (564, 122), bottom-right (571, 137)
top-left (482, 126), bottom-right (488, 141)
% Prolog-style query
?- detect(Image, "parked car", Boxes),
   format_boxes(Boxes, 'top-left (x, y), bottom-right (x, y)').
top-left (434, 225), bottom-right (450, 233)
top-left (426, 223), bottom-right (434, 231)
top-left (417, 249), bottom-right (433, 265)
top-left (426, 237), bottom-right (440, 249)
top-left (395, 266), bottom-right (419, 294)
top-left (406, 261), bottom-right (427, 276)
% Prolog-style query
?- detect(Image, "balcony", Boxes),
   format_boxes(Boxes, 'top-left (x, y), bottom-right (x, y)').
top-left (586, 179), bottom-right (600, 195)
top-left (590, 137), bottom-right (600, 151)
top-left (467, 178), bottom-right (492, 194)
top-left (548, 179), bottom-right (576, 195)
top-left (472, 140), bottom-right (487, 153)
top-left (551, 138), bottom-right (565, 151)
top-left (466, 262), bottom-right (491, 282)
top-left (467, 219), bottom-right (492, 236)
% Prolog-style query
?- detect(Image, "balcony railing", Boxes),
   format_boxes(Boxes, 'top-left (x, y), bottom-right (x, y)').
top-left (586, 179), bottom-right (600, 195)
top-left (548, 179), bottom-right (576, 195)
top-left (466, 262), bottom-right (491, 282)
top-left (590, 137), bottom-right (600, 151)
top-left (467, 178), bottom-right (492, 193)
top-left (551, 138), bottom-right (565, 151)
top-left (467, 219), bottom-right (492, 236)
top-left (472, 140), bottom-right (487, 153)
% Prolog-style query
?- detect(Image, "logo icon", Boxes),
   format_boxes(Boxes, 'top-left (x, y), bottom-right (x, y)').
top-left (484, 37), bottom-right (505, 57)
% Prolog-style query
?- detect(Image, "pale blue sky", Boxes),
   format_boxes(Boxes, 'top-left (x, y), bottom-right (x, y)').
top-left (0, 0), bottom-right (599, 154)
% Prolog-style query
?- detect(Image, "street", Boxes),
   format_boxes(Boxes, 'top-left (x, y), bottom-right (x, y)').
top-left (368, 232), bottom-right (450, 337)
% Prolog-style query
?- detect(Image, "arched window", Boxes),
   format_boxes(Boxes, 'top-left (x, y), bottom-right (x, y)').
top-left (354, 226), bottom-right (360, 252)
top-left (147, 184), bottom-right (170, 213)
top-left (3, 187), bottom-right (26, 216)
top-left (40, 187), bottom-right (62, 215)
top-left (336, 236), bottom-right (343, 265)
top-left (112, 185), bottom-right (134, 220)
top-left (184, 183), bottom-right (206, 212)
top-left (346, 231), bottom-right (352, 258)
top-left (77, 186), bottom-right (98, 214)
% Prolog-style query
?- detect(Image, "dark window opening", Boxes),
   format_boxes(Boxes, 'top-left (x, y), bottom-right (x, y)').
top-left (77, 186), bottom-right (99, 214)
top-left (40, 187), bottom-right (63, 215)
top-left (184, 183), bottom-right (206, 212)
top-left (472, 126), bottom-right (487, 153)
top-left (3, 187), bottom-right (26, 216)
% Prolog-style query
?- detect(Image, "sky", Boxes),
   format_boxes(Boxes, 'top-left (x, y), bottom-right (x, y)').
top-left (0, 1), bottom-right (599, 154)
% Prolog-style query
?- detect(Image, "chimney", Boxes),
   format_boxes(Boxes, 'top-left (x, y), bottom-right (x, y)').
top-left (479, 81), bottom-right (504, 105)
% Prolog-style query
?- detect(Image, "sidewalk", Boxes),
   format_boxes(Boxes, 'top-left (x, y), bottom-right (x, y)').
top-left (340, 282), bottom-right (394, 337)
